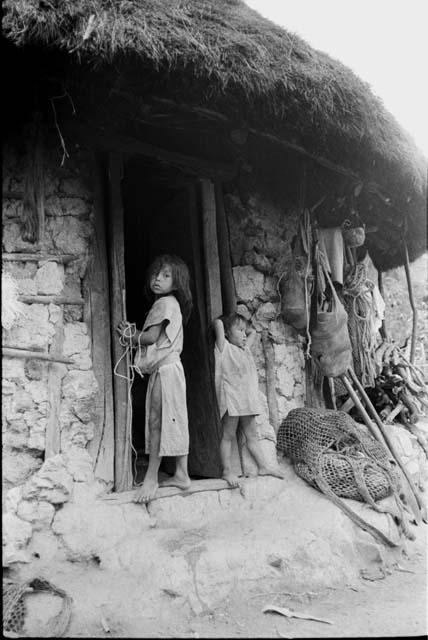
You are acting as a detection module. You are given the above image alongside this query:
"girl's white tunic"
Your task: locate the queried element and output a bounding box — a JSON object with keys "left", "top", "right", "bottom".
{"left": 214, "top": 340, "right": 261, "bottom": 418}
{"left": 135, "top": 295, "right": 188, "bottom": 457}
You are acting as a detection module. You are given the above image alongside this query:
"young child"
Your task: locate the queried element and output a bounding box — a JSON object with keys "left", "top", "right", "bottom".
{"left": 118, "top": 254, "right": 192, "bottom": 504}
{"left": 213, "top": 313, "right": 284, "bottom": 487}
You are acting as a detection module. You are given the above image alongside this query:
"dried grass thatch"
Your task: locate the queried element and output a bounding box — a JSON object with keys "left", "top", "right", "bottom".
{"left": 3, "top": 0, "right": 427, "bottom": 268}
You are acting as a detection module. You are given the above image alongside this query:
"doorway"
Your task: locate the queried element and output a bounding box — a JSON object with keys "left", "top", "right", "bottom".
{"left": 121, "top": 156, "right": 222, "bottom": 481}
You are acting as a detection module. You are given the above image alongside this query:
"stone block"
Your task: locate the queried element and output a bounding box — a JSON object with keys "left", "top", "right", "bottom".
{"left": 61, "top": 420, "right": 95, "bottom": 449}
{"left": 5, "top": 303, "right": 56, "bottom": 350}
{"left": 46, "top": 194, "right": 91, "bottom": 216}
{"left": 14, "top": 389, "right": 34, "bottom": 413}
{"left": 2, "top": 357, "right": 26, "bottom": 382}
{"left": 27, "top": 380, "right": 48, "bottom": 404}
{"left": 17, "top": 500, "right": 55, "bottom": 530}
{"left": 2, "top": 380, "right": 16, "bottom": 396}
{"left": 62, "top": 369, "right": 98, "bottom": 405}
{"left": 242, "top": 250, "right": 273, "bottom": 274}
{"left": 24, "top": 359, "right": 45, "bottom": 381}
{"left": 63, "top": 322, "right": 90, "bottom": 357}
{"left": 2, "top": 513, "right": 32, "bottom": 565}
{"left": 48, "top": 303, "right": 62, "bottom": 324}
{"left": 17, "top": 278, "right": 37, "bottom": 295}
{"left": 47, "top": 216, "right": 91, "bottom": 256}
{"left": 233, "top": 266, "right": 265, "bottom": 303}
{"left": 22, "top": 455, "right": 74, "bottom": 504}
{"left": 4, "top": 419, "right": 29, "bottom": 449}
{"left": 64, "top": 447, "right": 95, "bottom": 482}
{"left": 27, "top": 417, "right": 47, "bottom": 451}
{"left": 5, "top": 486, "right": 22, "bottom": 514}
{"left": 2, "top": 449, "right": 43, "bottom": 485}
{"left": 34, "top": 262, "right": 64, "bottom": 295}
{"left": 2, "top": 221, "right": 36, "bottom": 253}
{"left": 253, "top": 302, "right": 279, "bottom": 327}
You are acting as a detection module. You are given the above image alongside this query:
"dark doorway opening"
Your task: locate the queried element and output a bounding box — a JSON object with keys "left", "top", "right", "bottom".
{"left": 122, "top": 156, "right": 222, "bottom": 482}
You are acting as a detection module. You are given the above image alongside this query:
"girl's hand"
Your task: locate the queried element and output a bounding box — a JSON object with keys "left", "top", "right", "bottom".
{"left": 116, "top": 320, "right": 128, "bottom": 336}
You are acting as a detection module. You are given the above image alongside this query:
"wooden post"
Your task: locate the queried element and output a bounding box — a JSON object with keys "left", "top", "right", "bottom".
{"left": 403, "top": 243, "right": 418, "bottom": 364}
{"left": 107, "top": 153, "right": 133, "bottom": 492}
{"left": 200, "top": 179, "right": 223, "bottom": 321}
{"left": 45, "top": 308, "right": 66, "bottom": 457}
{"left": 261, "top": 332, "right": 279, "bottom": 433}
{"left": 85, "top": 155, "right": 115, "bottom": 485}
{"left": 215, "top": 182, "right": 236, "bottom": 314}
{"left": 377, "top": 270, "right": 388, "bottom": 340}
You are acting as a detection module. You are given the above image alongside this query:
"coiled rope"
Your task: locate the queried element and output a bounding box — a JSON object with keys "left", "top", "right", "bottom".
{"left": 113, "top": 321, "right": 143, "bottom": 485}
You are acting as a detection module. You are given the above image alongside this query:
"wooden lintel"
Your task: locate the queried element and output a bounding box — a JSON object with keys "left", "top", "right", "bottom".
{"left": 68, "top": 123, "right": 238, "bottom": 180}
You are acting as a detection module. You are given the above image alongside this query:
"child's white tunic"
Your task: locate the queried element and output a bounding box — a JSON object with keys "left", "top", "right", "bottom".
{"left": 214, "top": 340, "right": 261, "bottom": 418}
{"left": 135, "top": 295, "right": 189, "bottom": 457}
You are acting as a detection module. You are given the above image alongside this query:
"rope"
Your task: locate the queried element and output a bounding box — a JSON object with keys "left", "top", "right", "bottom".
{"left": 343, "top": 263, "right": 377, "bottom": 387}
{"left": 114, "top": 321, "right": 143, "bottom": 486}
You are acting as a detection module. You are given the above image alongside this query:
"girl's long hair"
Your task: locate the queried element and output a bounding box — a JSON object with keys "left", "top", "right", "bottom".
{"left": 145, "top": 254, "right": 193, "bottom": 324}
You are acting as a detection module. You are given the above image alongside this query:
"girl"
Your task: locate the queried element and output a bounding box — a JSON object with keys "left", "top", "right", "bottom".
{"left": 118, "top": 255, "right": 192, "bottom": 504}
{"left": 213, "top": 313, "right": 284, "bottom": 487}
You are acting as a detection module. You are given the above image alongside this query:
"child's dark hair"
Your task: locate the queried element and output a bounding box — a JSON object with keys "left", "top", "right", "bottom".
{"left": 220, "top": 312, "right": 247, "bottom": 337}
{"left": 145, "top": 254, "right": 193, "bottom": 324}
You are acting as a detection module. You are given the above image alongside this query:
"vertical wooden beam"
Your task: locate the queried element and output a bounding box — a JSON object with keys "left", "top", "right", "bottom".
{"left": 215, "top": 182, "right": 236, "bottom": 315}
{"left": 200, "top": 179, "right": 223, "bottom": 321}
{"left": 45, "top": 308, "right": 66, "bottom": 457}
{"left": 85, "top": 155, "right": 115, "bottom": 484}
{"left": 107, "top": 153, "right": 133, "bottom": 492}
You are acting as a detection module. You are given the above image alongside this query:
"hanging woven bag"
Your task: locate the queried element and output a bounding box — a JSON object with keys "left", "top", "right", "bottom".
{"left": 311, "top": 252, "right": 352, "bottom": 377}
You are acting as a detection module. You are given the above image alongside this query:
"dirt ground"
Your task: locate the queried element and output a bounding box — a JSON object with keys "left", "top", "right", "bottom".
{"left": 19, "top": 523, "right": 426, "bottom": 639}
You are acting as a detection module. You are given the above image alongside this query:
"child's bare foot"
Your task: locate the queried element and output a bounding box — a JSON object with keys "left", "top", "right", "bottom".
{"left": 159, "top": 473, "right": 191, "bottom": 491}
{"left": 258, "top": 466, "right": 285, "bottom": 479}
{"left": 134, "top": 478, "right": 159, "bottom": 504}
{"left": 222, "top": 472, "right": 240, "bottom": 488}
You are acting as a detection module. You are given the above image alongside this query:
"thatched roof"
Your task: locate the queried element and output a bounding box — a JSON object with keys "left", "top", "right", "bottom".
{"left": 3, "top": 0, "right": 427, "bottom": 269}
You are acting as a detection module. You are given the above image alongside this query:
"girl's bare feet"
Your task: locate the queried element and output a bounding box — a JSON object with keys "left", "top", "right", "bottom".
{"left": 258, "top": 466, "right": 285, "bottom": 479}
{"left": 134, "top": 477, "right": 159, "bottom": 504}
{"left": 223, "top": 472, "right": 240, "bottom": 488}
{"left": 159, "top": 473, "right": 191, "bottom": 491}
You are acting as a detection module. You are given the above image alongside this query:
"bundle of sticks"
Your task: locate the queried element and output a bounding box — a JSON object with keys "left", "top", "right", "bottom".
{"left": 365, "top": 341, "right": 428, "bottom": 457}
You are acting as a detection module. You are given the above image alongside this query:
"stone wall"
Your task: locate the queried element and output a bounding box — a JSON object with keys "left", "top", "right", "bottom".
{"left": 225, "top": 192, "right": 306, "bottom": 428}
{"left": 2, "top": 143, "right": 308, "bottom": 566}
{"left": 2, "top": 140, "right": 103, "bottom": 564}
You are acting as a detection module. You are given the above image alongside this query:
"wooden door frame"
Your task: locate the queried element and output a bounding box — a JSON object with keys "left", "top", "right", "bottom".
{"left": 104, "top": 156, "right": 236, "bottom": 490}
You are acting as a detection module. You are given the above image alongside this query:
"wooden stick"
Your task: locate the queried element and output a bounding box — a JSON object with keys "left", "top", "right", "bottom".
{"left": 18, "top": 295, "right": 84, "bottom": 305}
{"left": 377, "top": 270, "right": 388, "bottom": 340}
{"left": 384, "top": 401, "right": 405, "bottom": 424}
{"left": 262, "top": 332, "right": 279, "bottom": 434}
{"left": 3, "top": 343, "right": 44, "bottom": 352}
{"left": 403, "top": 243, "right": 418, "bottom": 363}
{"left": 2, "top": 253, "right": 77, "bottom": 263}
{"left": 346, "top": 369, "right": 424, "bottom": 518}
{"left": 2, "top": 347, "right": 73, "bottom": 365}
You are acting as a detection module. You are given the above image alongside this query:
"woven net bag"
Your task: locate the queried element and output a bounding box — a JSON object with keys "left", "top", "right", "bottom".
{"left": 277, "top": 408, "right": 408, "bottom": 545}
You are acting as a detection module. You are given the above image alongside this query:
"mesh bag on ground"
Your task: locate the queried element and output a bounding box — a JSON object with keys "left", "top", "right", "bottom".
{"left": 277, "top": 408, "right": 409, "bottom": 545}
